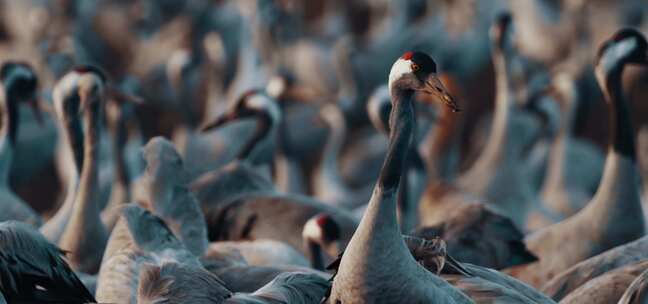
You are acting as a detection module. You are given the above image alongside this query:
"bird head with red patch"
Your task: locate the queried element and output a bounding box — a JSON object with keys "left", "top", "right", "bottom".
{"left": 388, "top": 51, "right": 459, "bottom": 112}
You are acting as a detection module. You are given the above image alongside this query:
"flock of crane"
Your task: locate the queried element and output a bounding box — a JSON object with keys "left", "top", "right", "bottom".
{"left": 0, "top": 0, "right": 648, "bottom": 303}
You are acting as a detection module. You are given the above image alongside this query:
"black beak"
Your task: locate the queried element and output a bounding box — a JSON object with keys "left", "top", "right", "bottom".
{"left": 420, "top": 73, "right": 460, "bottom": 113}
{"left": 200, "top": 112, "right": 238, "bottom": 132}
{"left": 106, "top": 85, "right": 144, "bottom": 105}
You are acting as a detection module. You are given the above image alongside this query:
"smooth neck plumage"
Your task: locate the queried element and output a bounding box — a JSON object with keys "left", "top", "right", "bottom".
{"left": 364, "top": 89, "right": 415, "bottom": 232}
{"left": 482, "top": 47, "right": 516, "bottom": 163}
{"left": 0, "top": 88, "right": 19, "bottom": 185}
{"left": 542, "top": 84, "right": 578, "bottom": 191}
{"left": 40, "top": 97, "right": 85, "bottom": 242}
{"left": 58, "top": 99, "right": 85, "bottom": 178}
{"left": 109, "top": 110, "right": 130, "bottom": 195}
{"left": 379, "top": 90, "right": 415, "bottom": 193}
{"left": 56, "top": 90, "right": 107, "bottom": 273}
{"left": 601, "top": 66, "right": 635, "bottom": 161}
{"left": 70, "top": 100, "right": 102, "bottom": 226}
{"left": 590, "top": 60, "right": 642, "bottom": 217}
{"left": 307, "top": 240, "right": 325, "bottom": 271}
{"left": 373, "top": 99, "right": 423, "bottom": 231}
{"left": 237, "top": 112, "right": 276, "bottom": 167}
{"left": 344, "top": 88, "right": 415, "bottom": 278}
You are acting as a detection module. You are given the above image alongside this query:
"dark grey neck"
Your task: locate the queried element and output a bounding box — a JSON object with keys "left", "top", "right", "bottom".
{"left": 307, "top": 241, "right": 325, "bottom": 271}
{"left": 396, "top": 148, "right": 424, "bottom": 222}
{"left": 377, "top": 90, "right": 415, "bottom": 191}
{"left": 83, "top": 101, "right": 102, "bottom": 159}
{"left": 64, "top": 114, "right": 85, "bottom": 174}
{"left": 237, "top": 113, "right": 272, "bottom": 164}
{"left": 110, "top": 114, "right": 130, "bottom": 187}
{"left": 1, "top": 92, "right": 19, "bottom": 145}
{"left": 60, "top": 92, "right": 89, "bottom": 172}
{"left": 75, "top": 101, "right": 102, "bottom": 206}
{"left": 396, "top": 160, "right": 409, "bottom": 223}
{"left": 604, "top": 66, "right": 636, "bottom": 160}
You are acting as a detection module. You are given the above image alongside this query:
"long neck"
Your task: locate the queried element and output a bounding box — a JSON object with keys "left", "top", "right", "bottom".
{"left": 397, "top": 147, "right": 425, "bottom": 232}
{"left": 591, "top": 65, "right": 641, "bottom": 214}
{"left": 307, "top": 240, "right": 325, "bottom": 271}
{"left": 587, "top": 66, "right": 644, "bottom": 233}
{"left": 396, "top": 156, "right": 410, "bottom": 231}
{"left": 237, "top": 114, "right": 273, "bottom": 165}
{"left": 603, "top": 68, "right": 636, "bottom": 160}
{"left": 54, "top": 110, "right": 85, "bottom": 215}
{"left": 42, "top": 105, "right": 85, "bottom": 239}
{"left": 0, "top": 91, "right": 18, "bottom": 185}
{"left": 63, "top": 115, "right": 85, "bottom": 175}
{"left": 70, "top": 105, "right": 102, "bottom": 225}
{"left": 468, "top": 49, "right": 515, "bottom": 174}
{"left": 487, "top": 50, "right": 514, "bottom": 157}
{"left": 362, "top": 90, "right": 415, "bottom": 235}
{"left": 110, "top": 113, "right": 131, "bottom": 196}
{"left": 543, "top": 92, "right": 577, "bottom": 191}
{"left": 378, "top": 91, "right": 415, "bottom": 192}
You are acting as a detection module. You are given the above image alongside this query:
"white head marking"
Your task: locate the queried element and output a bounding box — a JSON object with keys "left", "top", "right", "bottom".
{"left": 600, "top": 37, "right": 638, "bottom": 72}
{"left": 388, "top": 58, "right": 413, "bottom": 93}
{"left": 302, "top": 217, "right": 323, "bottom": 241}
{"left": 53, "top": 71, "right": 82, "bottom": 120}
{"left": 266, "top": 76, "right": 286, "bottom": 99}
{"left": 246, "top": 94, "right": 281, "bottom": 123}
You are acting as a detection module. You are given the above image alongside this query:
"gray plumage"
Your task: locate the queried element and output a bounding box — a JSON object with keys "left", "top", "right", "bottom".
{"left": 559, "top": 260, "right": 648, "bottom": 304}
{"left": 511, "top": 29, "right": 648, "bottom": 288}
{"left": 328, "top": 51, "right": 472, "bottom": 303}
{"left": 207, "top": 264, "right": 328, "bottom": 294}
{"left": 191, "top": 161, "right": 276, "bottom": 210}
{"left": 312, "top": 104, "right": 374, "bottom": 209}
{"left": 542, "top": 236, "right": 648, "bottom": 301}
{"left": 104, "top": 137, "right": 208, "bottom": 264}
{"left": 121, "top": 203, "right": 199, "bottom": 266}
{"left": 414, "top": 203, "right": 537, "bottom": 270}
{"left": 136, "top": 136, "right": 209, "bottom": 257}
{"left": 225, "top": 272, "right": 329, "bottom": 304}
{"left": 205, "top": 192, "right": 358, "bottom": 256}
{"left": 0, "top": 62, "right": 42, "bottom": 227}
{"left": 96, "top": 248, "right": 153, "bottom": 303}
{"left": 192, "top": 91, "right": 283, "bottom": 213}
{"left": 98, "top": 204, "right": 229, "bottom": 302}
{"left": 445, "top": 263, "right": 556, "bottom": 304}
{"left": 41, "top": 68, "right": 109, "bottom": 274}
{"left": 137, "top": 260, "right": 232, "bottom": 304}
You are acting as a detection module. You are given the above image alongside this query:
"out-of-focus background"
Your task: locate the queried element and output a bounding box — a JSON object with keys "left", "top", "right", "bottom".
{"left": 1, "top": 0, "right": 647, "bottom": 216}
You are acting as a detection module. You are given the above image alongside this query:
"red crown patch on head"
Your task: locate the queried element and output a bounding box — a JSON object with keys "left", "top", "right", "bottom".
{"left": 73, "top": 65, "right": 107, "bottom": 83}
{"left": 316, "top": 214, "right": 330, "bottom": 226}
{"left": 401, "top": 51, "right": 414, "bottom": 60}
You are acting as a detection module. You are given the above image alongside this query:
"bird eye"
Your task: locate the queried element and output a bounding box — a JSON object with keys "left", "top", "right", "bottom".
{"left": 411, "top": 63, "right": 420, "bottom": 72}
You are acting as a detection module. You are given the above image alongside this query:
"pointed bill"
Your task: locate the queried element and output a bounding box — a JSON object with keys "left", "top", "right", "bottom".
{"left": 421, "top": 73, "right": 460, "bottom": 112}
